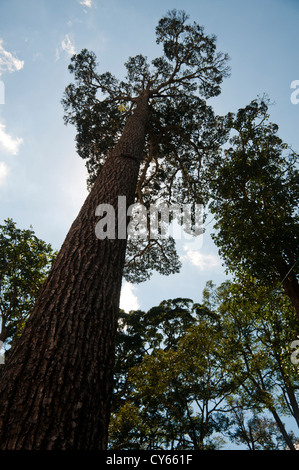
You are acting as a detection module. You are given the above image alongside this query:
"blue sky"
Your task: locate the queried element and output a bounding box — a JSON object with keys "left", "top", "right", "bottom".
{"left": 0, "top": 0, "right": 298, "bottom": 312}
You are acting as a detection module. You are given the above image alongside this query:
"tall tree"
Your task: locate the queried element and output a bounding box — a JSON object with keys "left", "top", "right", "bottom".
{"left": 204, "top": 98, "right": 299, "bottom": 320}
{"left": 0, "top": 10, "right": 229, "bottom": 449}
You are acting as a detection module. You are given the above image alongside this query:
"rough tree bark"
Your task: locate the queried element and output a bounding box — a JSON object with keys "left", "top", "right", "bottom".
{"left": 282, "top": 277, "right": 299, "bottom": 324}
{"left": 0, "top": 93, "right": 149, "bottom": 449}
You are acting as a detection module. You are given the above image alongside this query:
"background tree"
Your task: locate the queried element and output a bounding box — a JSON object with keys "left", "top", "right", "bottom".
{"left": 109, "top": 298, "right": 233, "bottom": 450}
{"left": 203, "top": 98, "right": 299, "bottom": 319}
{"left": 0, "top": 218, "right": 56, "bottom": 345}
{"left": 0, "top": 10, "right": 229, "bottom": 450}
{"left": 209, "top": 279, "right": 299, "bottom": 450}
{"left": 228, "top": 407, "right": 289, "bottom": 450}
{"left": 110, "top": 298, "right": 200, "bottom": 449}
{"left": 109, "top": 279, "right": 299, "bottom": 450}
{"left": 111, "top": 297, "right": 200, "bottom": 440}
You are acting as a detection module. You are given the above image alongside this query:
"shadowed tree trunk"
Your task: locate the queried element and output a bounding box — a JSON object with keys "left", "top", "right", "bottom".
{"left": 269, "top": 407, "right": 296, "bottom": 451}
{"left": 282, "top": 276, "right": 299, "bottom": 324}
{"left": 276, "top": 260, "right": 299, "bottom": 323}
{"left": 0, "top": 93, "right": 149, "bottom": 450}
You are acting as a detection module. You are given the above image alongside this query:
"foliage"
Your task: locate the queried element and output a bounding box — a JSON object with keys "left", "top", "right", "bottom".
{"left": 110, "top": 298, "right": 232, "bottom": 450}
{"left": 204, "top": 97, "right": 299, "bottom": 288}
{"left": 109, "top": 280, "right": 299, "bottom": 450}
{"left": 228, "top": 407, "right": 289, "bottom": 450}
{"left": 61, "top": 9, "right": 231, "bottom": 283}
{"left": 215, "top": 279, "right": 299, "bottom": 419}
{"left": 0, "top": 218, "right": 56, "bottom": 345}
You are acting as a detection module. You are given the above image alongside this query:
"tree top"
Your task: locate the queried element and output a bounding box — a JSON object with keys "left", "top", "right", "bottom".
{"left": 61, "top": 10, "right": 231, "bottom": 283}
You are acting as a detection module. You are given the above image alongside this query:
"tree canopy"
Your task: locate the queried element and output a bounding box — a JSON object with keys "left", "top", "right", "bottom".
{"left": 109, "top": 279, "right": 299, "bottom": 450}
{"left": 62, "top": 9, "right": 230, "bottom": 283}
{"left": 203, "top": 97, "right": 299, "bottom": 318}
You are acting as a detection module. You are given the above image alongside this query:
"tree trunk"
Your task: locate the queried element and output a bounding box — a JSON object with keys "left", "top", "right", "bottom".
{"left": 270, "top": 407, "right": 296, "bottom": 450}
{"left": 285, "top": 384, "right": 299, "bottom": 429}
{"left": 0, "top": 94, "right": 149, "bottom": 450}
{"left": 276, "top": 260, "right": 299, "bottom": 323}
{"left": 0, "top": 324, "right": 7, "bottom": 344}
{"left": 282, "top": 276, "right": 299, "bottom": 324}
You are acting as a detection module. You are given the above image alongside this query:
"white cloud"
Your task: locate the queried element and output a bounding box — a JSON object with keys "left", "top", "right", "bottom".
{"left": 56, "top": 34, "right": 76, "bottom": 62}
{"left": 79, "top": 0, "right": 93, "bottom": 8}
{"left": 182, "top": 247, "right": 221, "bottom": 271}
{"left": 0, "top": 161, "right": 8, "bottom": 186}
{"left": 0, "top": 122, "right": 23, "bottom": 155}
{"left": 0, "top": 39, "right": 24, "bottom": 77}
{"left": 120, "top": 282, "right": 140, "bottom": 312}
{"left": 61, "top": 34, "right": 76, "bottom": 56}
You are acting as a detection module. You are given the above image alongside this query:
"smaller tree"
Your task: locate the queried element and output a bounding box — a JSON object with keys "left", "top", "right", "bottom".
{"left": 110, "top": 279, "right": 299, "bottom": 450}
{"left": 112, "top": 298, "right": 198, "bottom": 419}
{"left": 204, "top": 98, "right": 299, "bottom": 320}
{"left": 228, "top": 406, "right": 289, "bottom": 450}
{"left": 212, "top": 278, "right": 299, "bottom": 449}
{"left": 0, "top": 219, "right": 56, "bottom": 346}
{"left": 110, "top": 299, "right": 234, "bottom": 450}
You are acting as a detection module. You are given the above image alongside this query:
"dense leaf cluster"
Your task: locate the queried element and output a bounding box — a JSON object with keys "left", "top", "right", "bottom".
{"left": 204, "top": 98, "right": 299, "bottom": 285}
{"left": 62, "top": 10, "right": 230, "bottom": 282}
{"left": 109, "top": 281, "right": 299, "bottom": 450}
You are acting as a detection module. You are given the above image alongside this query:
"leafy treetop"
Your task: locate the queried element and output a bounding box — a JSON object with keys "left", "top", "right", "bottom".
{"left": 62, "top": 9, "right": 230, "bottom": 282}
